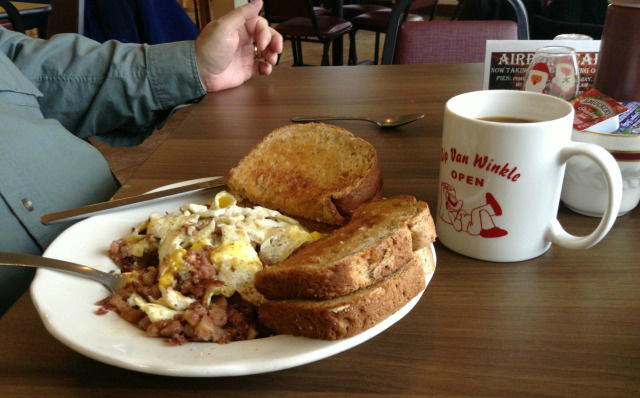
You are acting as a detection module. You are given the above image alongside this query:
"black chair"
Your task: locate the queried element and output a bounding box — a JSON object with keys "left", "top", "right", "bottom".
{"left": 342, "top": 0, "right": 392, "bottom": 20}
{"left": 530, "top": 14, "right": 603, "bottom": 39}
{"left": 264, "top": 0, "right": 353, "bottom": 66}
{"left": 264, "top": 0, "right": 328, "bottom": 23}
{"left": 0, "top": 0, "right": 25, "bottom": 33}
{"left": 347, "top": 0, "right": 439, "bottom": 65}
{"left": 380, "top": 0, "right": 528, "bottom": 65}
{"left": 453, "top": 0, "right": 531, "bottom": 40}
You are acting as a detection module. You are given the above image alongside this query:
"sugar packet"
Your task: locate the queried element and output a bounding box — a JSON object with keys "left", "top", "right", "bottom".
{"left": 616, "top": 101, "right": 640, "bottom": 134}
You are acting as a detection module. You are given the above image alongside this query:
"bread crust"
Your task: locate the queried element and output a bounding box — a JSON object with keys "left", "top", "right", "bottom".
{"left": 256, "top": 227, "right": 413, "bottom": 300}
{"left": 258, "top": 247, "right": 434, "bottom": 340}
{"left": 255, "top": 196, "right": 436, "bottom": 300}
{"left": 227, "top": 123, "right": 383, "bottom": 225}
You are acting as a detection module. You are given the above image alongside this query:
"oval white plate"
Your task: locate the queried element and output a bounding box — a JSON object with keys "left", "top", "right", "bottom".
{"left": 31, "top": 179, "right": 436, "bottom": 377}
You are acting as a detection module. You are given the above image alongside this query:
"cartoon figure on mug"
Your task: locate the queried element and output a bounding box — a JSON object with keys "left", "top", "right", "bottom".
{"left": 524, "top": 62, "right": 551, "bottom": 94}
{"left": 438, "top": 183, "right": 508, "bottom": 238}
{"left": 548, "top": 61, "right": 578, "bottom": 100}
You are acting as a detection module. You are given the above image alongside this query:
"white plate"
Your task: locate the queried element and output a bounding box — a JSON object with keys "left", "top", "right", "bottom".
{"left": 31, "top": 179, "right": 436, "bottom": 377}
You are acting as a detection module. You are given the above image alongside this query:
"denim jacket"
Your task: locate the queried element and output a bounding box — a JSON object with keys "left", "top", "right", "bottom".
{"left": 0, "top": 28, "right": 205, "bottom": 314}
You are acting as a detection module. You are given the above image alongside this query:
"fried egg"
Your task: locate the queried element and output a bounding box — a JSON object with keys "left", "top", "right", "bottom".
{"left": 119, "top": 191, "right": 325, "bottom": 314}
{"left": 127, "top": 293, "right": 181, "bottom": 323}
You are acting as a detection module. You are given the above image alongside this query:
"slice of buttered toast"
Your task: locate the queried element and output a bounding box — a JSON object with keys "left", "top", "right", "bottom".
{"left": 254, "top": 196, "right": 436, "bottom": 300}
{"left": 258, "top": 246, "right": 435, "bottom": 340}
{"left": 226, "top": 123, "right": 383, "bottom": 225}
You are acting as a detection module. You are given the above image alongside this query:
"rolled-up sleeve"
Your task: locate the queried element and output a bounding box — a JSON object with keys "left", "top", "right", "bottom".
{"left": 147, "top": 40, "right": 205, "bottom": 109}
{"left": 0, "top": 29, "right": 206, "bottom": 146}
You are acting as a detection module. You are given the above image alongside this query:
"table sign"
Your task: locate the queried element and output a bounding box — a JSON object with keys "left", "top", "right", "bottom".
{"left": 483, "top": 40, "right": 601, "bottom": 93}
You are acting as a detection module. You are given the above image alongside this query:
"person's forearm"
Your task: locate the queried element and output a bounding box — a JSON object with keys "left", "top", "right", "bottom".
{"left": 0, "top": 29, "right": 204, "bottom": 142}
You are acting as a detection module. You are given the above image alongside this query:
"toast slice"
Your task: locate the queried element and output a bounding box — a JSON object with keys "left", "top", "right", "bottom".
{"left": 226, "top": 123, "right": 383, "bottom": 225}
{"left": 255, "top": 196, "right": 436, "bottom": 300}
{"left": 258, "top": 246, "right": 435, "bottom": 340}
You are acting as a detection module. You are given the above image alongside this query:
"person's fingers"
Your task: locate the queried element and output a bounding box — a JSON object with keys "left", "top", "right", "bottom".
{"left": 267, "top": 27, "right": 283, "bottom": 54}
{"left": 263, "top": 49, "right": 279, "bottom": 65}
{"left": 251, "top": 17, "right": 282, "bottom": 54}
{"left": 253, "top": 17, "right": 271, "bottom": 51}
{"left": 258, "top": 60, "right": 273, "bottom": 76}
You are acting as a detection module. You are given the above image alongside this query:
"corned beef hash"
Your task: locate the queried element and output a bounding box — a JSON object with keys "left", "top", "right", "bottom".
{"left": 99, "top": 191, "right": 324, "bottom": 345}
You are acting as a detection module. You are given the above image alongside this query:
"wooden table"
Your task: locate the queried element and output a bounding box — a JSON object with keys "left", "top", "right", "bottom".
{"left": 1, "top": 64, "right": 638, "bottom": 397}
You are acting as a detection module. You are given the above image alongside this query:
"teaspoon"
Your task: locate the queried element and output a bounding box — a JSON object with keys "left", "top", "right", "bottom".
{"left": 291, "top": 113, "right": 425, "bottom": 128}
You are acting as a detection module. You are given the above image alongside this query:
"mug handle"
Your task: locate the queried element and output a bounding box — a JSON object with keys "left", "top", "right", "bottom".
{"left": 545, "top": 142, "right": 622, "bottom": 249}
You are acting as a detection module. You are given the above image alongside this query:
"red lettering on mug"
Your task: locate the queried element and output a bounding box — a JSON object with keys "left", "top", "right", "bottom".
{"left": 451, "top": 170, "right": 484, "bottom": 186}
{"left": 450, "top": 147, "right": 469, "bottom": 165}
{"left": 472, "top": 153, "right": 521, "bottom": 183}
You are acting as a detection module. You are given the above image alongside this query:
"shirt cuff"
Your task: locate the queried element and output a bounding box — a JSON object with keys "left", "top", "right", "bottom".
{"left": 147, "top": 40, "right": 206, "bottom": 110}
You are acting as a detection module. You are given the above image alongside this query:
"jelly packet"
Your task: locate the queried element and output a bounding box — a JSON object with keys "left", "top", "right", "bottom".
{"left": 616, "top": 101, "right": 640, "bottom": 134}
{"left": 571, "top": 88, "right": 628, "bottom": 131}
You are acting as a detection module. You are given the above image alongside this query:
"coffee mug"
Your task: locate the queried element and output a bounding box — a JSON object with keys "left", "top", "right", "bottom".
{"left": 436, "top": 90, "right": 622, "bottom": 262}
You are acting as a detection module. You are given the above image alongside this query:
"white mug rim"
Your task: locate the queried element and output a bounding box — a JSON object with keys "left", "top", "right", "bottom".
{"left": 446, "top": 90, "right": 575, "bottom": 127}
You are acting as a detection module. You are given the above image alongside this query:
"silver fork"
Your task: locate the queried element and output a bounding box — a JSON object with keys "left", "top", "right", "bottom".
{"left": 0, "top": 251, "right": 126, "bottom": 293}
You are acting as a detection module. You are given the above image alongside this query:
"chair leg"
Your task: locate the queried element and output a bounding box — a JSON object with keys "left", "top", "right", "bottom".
{"left": 296, "top": 39, "right": 305, "bottom": 66}
{"left": 321, "top": 41, "right": 331, "bottom": 66}
{"left": 452, "top": 0, "right": 463, "bottom": 20}
{"left": 348, "top": 30, "right": 357, "bottom": 65}
{"left": 429, "top": 3, "right": 438, "bottom": 21}
{"left": 290, "top": 38, "right": 300, "bottom": 66}
{"left": 373, "top": 32, "right": 381, "bottom": 65}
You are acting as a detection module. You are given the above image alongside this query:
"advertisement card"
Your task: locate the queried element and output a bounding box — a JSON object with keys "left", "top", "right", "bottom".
{"left": 483, "top": 40, "right": 601, "bottom": 92}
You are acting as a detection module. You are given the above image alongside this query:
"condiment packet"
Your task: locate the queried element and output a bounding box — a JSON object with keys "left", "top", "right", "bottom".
{"left": 616, "top": 101, "right": 640, "bottom": 134}
{"left": 571, "top": 88, "right": 628, "bottom": 131}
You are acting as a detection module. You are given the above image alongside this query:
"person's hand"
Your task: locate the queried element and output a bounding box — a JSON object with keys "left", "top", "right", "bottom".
{"left": 195, "top": 0, "right": 283, "bottom": 92}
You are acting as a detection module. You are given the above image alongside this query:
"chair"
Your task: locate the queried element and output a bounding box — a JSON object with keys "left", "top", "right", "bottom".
{"left": 264, "top": 0, "right": 353, "bottom": 66}
{"left": 380, "top": 0, "right": 527, "bottom": 65}
{"left": 454, "top": 0, "right": 530, "bottom": 40}
{"left": 6, "top": 0, "right": 52, "bottom": 38}
{"left": 386, "top": 20, "right": 518, "bottom": 64}
{"left": 0, "top": 0, "right": 26, "bottom": 33}
{"left": 530, "top": 0, "right": 605, "bottom": 39}
{"left": 347, "top": 0, "right": 439, "bottom": 65}
{"left": 342, "top": 1, "right": 392, "bottom": 20}
{"left": 530, "top": 14, "right": 603, "bottom": 39}
{"left": 264, "top": 0, "right": 328, "bottom": 24}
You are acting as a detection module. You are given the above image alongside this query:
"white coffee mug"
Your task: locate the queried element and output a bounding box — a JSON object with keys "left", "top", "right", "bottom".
{"left": 436, "top": 90, "right": 622, "bottom": 262}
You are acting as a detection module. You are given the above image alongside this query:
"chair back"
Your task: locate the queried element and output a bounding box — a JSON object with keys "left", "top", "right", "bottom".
{"left": 381, "top": 0, "right": 526, "bottom": 64}
{"left": 531, "top": 14, "right": 603, "bottom": 39}
{"left": 410, "top": 0, "right": 439, "bottom": 19}
{"left": 505, "top": 0, "right": 529, "bottom": 40}
{"left": 0, "top": 0, "right": 25, "bottom": 32}
{"left": 264, "top": 0, "right": 315, "bottom": 22}
{"left": 454, "top": 0, "right": 529, "bottom": 39}
{"left": 379, "top": 0, "right": 423, "bottom": 64}
{"left": 391, "top": 20, "right": 517, "bottom": 64}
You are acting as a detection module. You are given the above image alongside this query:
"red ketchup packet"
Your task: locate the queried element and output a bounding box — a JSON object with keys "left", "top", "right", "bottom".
{"left": 570, "top": 88, "right": 628, "bottom": 131}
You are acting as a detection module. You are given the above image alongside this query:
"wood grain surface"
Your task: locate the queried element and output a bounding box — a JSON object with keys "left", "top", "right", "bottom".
{"left": 1, "top": 64, "right": 638, "bottom": 398}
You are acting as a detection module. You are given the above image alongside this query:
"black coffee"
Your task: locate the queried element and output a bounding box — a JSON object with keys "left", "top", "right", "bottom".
{"left": 477, "top": 116, "right": 536, "bottom": 123}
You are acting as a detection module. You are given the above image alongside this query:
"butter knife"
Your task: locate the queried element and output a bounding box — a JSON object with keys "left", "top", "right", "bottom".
{"left": 40, "top": 178, "right": 227, "bottom": 225}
